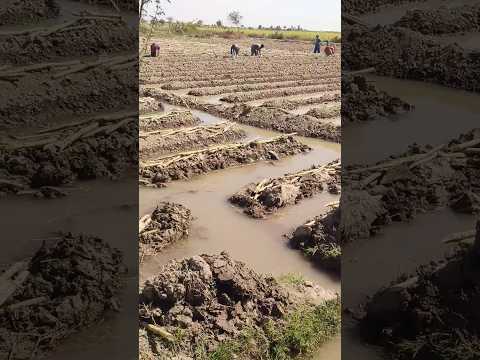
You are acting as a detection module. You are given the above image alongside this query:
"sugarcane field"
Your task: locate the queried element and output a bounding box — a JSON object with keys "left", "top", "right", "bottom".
{"left": 342, "top": 0, "right": 480, "bottom": 359}
{"left": 138, "top": 3, "right": 342, "bottom": 359}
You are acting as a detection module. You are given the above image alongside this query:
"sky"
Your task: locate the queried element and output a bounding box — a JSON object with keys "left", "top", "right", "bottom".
{"left": 148, "top": 0, "right": 341, "bottom": 32}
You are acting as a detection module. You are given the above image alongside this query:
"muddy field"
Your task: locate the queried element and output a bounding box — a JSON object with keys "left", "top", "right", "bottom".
{"left": 139, "top": 35, "right": 341, "bottom": 359}
{"left": 342, "top": 1, "right": 480, "bottom": 359}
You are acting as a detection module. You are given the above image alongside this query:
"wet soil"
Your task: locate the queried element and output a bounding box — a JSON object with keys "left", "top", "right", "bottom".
{"left": 0, "top": 17, "right": 136, "bottom": 66}
{"left": 394, "top": 4, "right": 480, "bottom": 35}
{"left": 342, "top": 75, "right": 413, "bottom": 123}
{"left": 140, "top": 97, "right": 163, "bottom": 115}
{"left": 139, "top": 135, "right": 312, "bottom": 187}
{"left": 343, "top": 129, "right": 480, "bottom": 240}
{"left": 261, "top": 92, "right": 341, "bottom": 110}
{"left": 0, "top": 112, "right": 137, "bottom": 196}
{"left": 289, "top": 204, "right": 341, "bottom": 272}
{"left": 220, "top": 103, "right": 341, "bottom": 141}
{"left": 0, "top": 233, "right": 125, "bottom": 360}
{"left": 139, "top": 252, "right": 338, "bottom": 359}
{"left": 361, "top": 226, "right": 480, "bottom": 359}
{"left": 230, "top": 160, "right": 340, "bottom": 219}
{"left": 0, "top": 61, "right": 138, "bottom": 128}
{"left": 139, "top": 202, "right": 192, "bottom": 259}
{"left": 139, "top": 122, "right": 246, "bottom": 159}
{"left": 343, "top": 24, "right": 480, "bottom": 92}
{"left": 140, "top": 111, "right": 200, "bottom": 132}
{"left": 342, "top": 0, "right": 427, "bottom": 15}
{"left": 0, "top": 0, "right": 60, "bottom": 26}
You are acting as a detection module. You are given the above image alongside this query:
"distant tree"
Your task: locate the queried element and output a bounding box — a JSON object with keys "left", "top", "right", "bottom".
{"left": 227, "top": 11, "right": 242, "bottom": 27}
{"left": 139, "top": 0, "right": 169, "bottom": 19}
{"left": 167, "top": 16, "right": 174, "bottom": 23}
{"left": 216, "top": 20, "right": 223, "bottom": 27}
{"left": 196, "top": 19, "right": 203, "bottom": 26}
{"left": 258, "top": 25, "right": 262, "bottom": 29}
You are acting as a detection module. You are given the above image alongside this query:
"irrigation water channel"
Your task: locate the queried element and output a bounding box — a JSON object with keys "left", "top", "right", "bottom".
{"left": 140, "top": 104, "right": 341, "bottom": 359}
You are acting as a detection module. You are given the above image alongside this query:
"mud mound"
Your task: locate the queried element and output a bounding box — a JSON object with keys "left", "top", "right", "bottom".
{"left": 0, "top": 58, "right": 138, "bottom": 128}
{"left": 0, "top": 233, "right": 125, "bottom": 359}
{"left": 289, "top": 204, "right": 341, "bottom": 271}
{"left": 342, "top": 0, "right": 426, "bottom": 15}
{"left": 223, "top": 103, "right": 341, "bottom": 141}
{"left": 361, "top": 222, "right": 480, "bottom": 359}
{"left": 220, "top": 83, "right": 340, "bottom": 103}
{"left": 140, "top": 135, "right": 311, "bottom": 187}
{"left": 230, "top": 160, "right": 340, "bottom": 218}
{"left": 342, "top": 75, "right": 412, "bottom": 123}
{"left": 0, "top": 112, "right": 137, "bottom": 196}
{"left": 262, "top": 92, "right": 341, "bottom": 110}
{"left": 140, "top": 122, "right": 247, "bottom": 159}
{"left": 139, "top": 203, "right": 192, "bottom": 259}
{"left": 343, "top": 129, "right": 480, "bottom": 240}
{"left": 140, "top": 97, "right": 163, "bottom": 115}
{"left": 395, "top": 5, "right": 480, "bottom": 35}
{"left": 0, "top": 18, "right": 136, "bottom": 66}
{"left": 0, "top": 0, "right": 59, "bottom": 26}
{"left": 139, "top": 252, "right": 340, "bottom": 359}
{"left": 139, "top": 111, "right": 200, "bottom": 132}
{"left": 343, "top": 25, "right": 480, "bottom": 92}
{"left": 306, "top": 104, "right": 341, "bottom": 119}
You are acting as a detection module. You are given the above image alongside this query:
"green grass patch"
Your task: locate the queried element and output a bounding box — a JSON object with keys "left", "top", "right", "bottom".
{"left": 140, "top": 22, "right": 341, "bottom": 42}
{"left": 204, "top": 298, "right": 341, "bottom": 360}
{"left": 278, "top": 273, "right": 306, "bottom": 286}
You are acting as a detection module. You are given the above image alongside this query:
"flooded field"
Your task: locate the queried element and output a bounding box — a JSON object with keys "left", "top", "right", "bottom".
{"left": 139, "top": 35, "right": 341, "bottom": 359}
{"left": 343, "top": 0, "right": 480, "bottom": 358}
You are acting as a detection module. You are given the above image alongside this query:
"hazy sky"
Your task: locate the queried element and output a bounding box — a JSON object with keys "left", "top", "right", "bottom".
{"left": 151, "top": 0, "right": 340, "bottom": 31}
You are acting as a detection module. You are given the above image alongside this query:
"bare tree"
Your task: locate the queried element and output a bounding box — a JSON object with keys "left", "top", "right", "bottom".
{"left": 227, "top": 11, "right": 242, "bottom": 27}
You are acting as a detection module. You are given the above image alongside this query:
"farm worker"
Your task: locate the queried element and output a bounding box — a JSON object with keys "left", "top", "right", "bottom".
{"left": 324, "top": 44, "right": 334, "bottom": 56}
{"left": 314, "top": 35, "right": 321, "bottom": 53}
{"left": 251, "top": 43, "right": 264, "bottom": 56}
{"left": 150, "top": 42, "right": 160, "bottom": 57}
{"left": 230, "top": 44, "right": 240, "bottom": 57}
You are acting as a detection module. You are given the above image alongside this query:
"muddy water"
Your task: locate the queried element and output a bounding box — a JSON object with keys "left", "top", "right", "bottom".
{"left": 0, "top": 176, "right": 138, "bottom": 360}
{"left": 343, "top": 74, "right": 480, "bottom": 165}
{"left": 140, "top": 109, "right": 341, "bottom": 359}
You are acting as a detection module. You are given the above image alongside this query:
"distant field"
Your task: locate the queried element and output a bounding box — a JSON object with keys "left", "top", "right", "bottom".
{"left": 140, "top": 22, "right": 341, "bottom": 42}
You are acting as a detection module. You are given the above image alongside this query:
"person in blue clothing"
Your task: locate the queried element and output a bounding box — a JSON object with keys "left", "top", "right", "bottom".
{"left": 314, "top": 35, "right": 321, "bottom": 53}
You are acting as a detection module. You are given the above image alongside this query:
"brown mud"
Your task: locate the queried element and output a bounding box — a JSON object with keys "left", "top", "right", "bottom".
{"left": 220, "top": 103, "right": 341, "bottom": 141}
{"left": 220, "top": 83, "right": 340, "bottom": 103}
{"left": 139, "top": 252, "right": 338, "bottom": 359}
{"left": 343, "top": 24, "right": 480, "bottom": 92}
{"left": 0, "top": 0, "right": 60, "bottom": 26}
{"left": 140, "top": 97, "right": 163, "bottom": 115}
{"left": 289, "top": 204, "right": 341, "bottom": 272}
{"left": 139, "top": 135, "right": 312, "bottom": 187}
{"left": 188, "top": 78, "right": 337, "bottom": 97}
{"left": 0, "top": 17, "right": 136, "bottom": 66}
{"left": 261, "top": 92, "right": 341, "bottom": 110}
{"left": 140, "top": 111, "right": 200, "bottom": 132}
{"left": 360, "top": 222, "right": 480, "bottom": 360}
{"left": 139, "top": 122, "right": 247, "bottom": 159}
{"left": 0, "top": 57, "right": 138, "bottom": 128}
{"left": 342, "top": 75, "right": 413, "bottom": 123}
{"left": 394, "top": 4, "right": 480, "bottom": 35}
{"left": 343, "top": 128, "right": 480, "bottom": 240}
{"left": 230, "top": 160, "right": 340, "bottom": 219}
{"left": 342, "top": 0, "right": 426, "bottom": 15}
{"left": 71, "top": 0, "right": 137, "bottom": 11}
{"left": 0, "top": 233, "right": 126, "bottom": 360}
{"left": 0, "top": 111, "right": 137, "bottom": 196}
{"left": 139, "top": 202, "right": 192, "bottom": 260}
